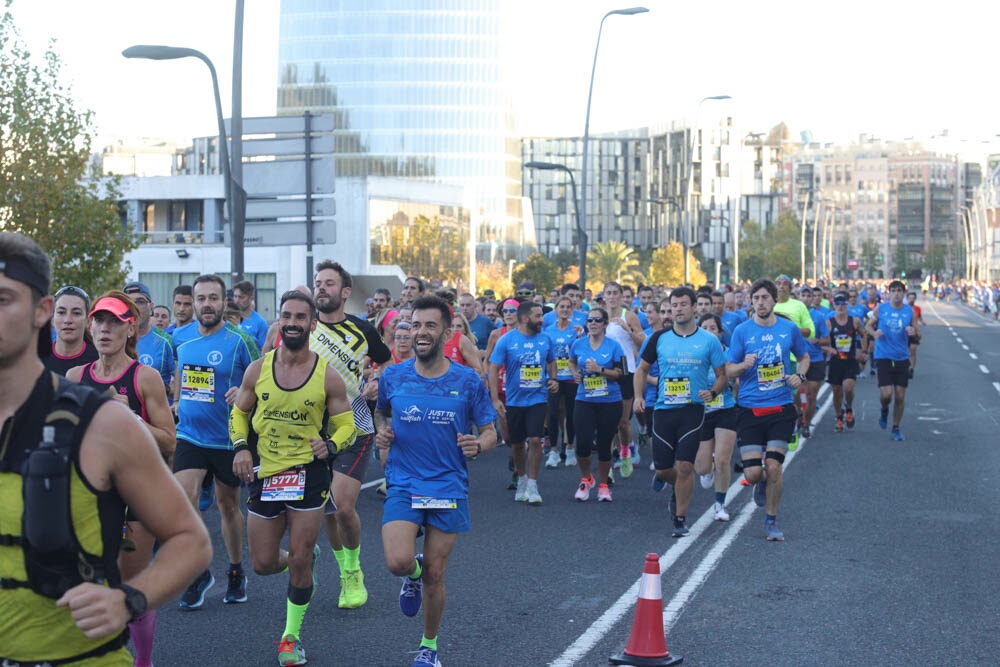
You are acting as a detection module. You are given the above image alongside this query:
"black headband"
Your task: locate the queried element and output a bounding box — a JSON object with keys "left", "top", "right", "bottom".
{"left": 0, "top": 256, "right": 50, "bottom": 296}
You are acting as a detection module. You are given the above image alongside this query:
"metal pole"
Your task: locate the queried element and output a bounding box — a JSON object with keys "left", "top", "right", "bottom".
{"left": 799, "top": 191, "right": 810, "bottom": 283}
{"left": 230, "top": 0, "right": 245, "bottom": 283}
{"left": 812, "top": 199, "right": 823, "bottom": 281}
{"left": 304, "top": 111, "right": 314, "bottom": 281}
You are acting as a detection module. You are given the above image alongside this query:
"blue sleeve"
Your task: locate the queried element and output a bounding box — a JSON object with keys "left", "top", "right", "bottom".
{"left": 471, "top": 374, "right": 498, "bottom": 427}
{"left": 709, "top": 335, "right": 726, "bottom": 368}
{"left": 546, "top": 340, "right": 556, "bottom": 363}
{"left": 727, "top": 328, "right": 745, "bottom": 364}
{"left": 488, "top": 335, "right": 506, "bottom": 366}
{"left": 789, "top": 327, "right": 810, "bottom": 358}
{"left": 376, "top": 367, "right": 391, "bottom": 411}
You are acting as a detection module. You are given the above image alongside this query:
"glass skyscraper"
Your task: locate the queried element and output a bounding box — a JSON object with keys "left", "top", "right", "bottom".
{"left": 277, "top": 0, "right": 525, "bottom": 261}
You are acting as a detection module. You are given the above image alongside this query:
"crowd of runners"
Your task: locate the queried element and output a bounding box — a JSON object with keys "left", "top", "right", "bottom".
{"left": 15, "top": 235, "right": 935, "bottom": 667}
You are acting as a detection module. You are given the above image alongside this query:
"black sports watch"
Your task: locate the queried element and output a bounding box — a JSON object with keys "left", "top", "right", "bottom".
{"left": 797, "top": 373, "right": 807, "bottom": 382}
{"left": 119, "top": 584, "right": 147, "bottom": 621}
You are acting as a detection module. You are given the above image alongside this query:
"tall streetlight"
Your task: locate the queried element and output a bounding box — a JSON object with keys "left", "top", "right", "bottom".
{"left": 123, "top": 4, "right": 246, "bottom": 281}
{"left": 684, "top": 95, "right": 731, "bottom": 284}
{"left": 581, "top": 6, "right": 648, "bottom": 291}
{"left": 525, "top": 161, "right": 585, "bottom": 288}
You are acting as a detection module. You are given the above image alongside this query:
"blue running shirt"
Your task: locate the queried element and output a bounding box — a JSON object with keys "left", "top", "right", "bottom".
{"left": 639, "top": 330, "right": 659, "bottom": 405}
{"left": 137, "top": 327, "right": 175, "bottom": 403}
{"left": 543, "top": 309, "right": 588, "bottom": 330}
{"left": 176, "top": 325, "right": 259, "bottom": 449}
{"left": 727, "top": 318, "right": 809, "bottom": 408}
{"left": 570, "top": 336, "right": 624, "bottom": 403}
{"left": 543, "top": 323, "right": 579, "bottom": 382}
{"left": 872, "top": 303, "right": 914, "bottom": 361}
{"left": 641, "top": 328, "right": 725, "bottom": 411}
{"left": 805, "top": 308, "right": 830, "bottom": 362}
{"left": 239, "top": 310, "right": 270, "bottom": 351}
{"left": 377, "top": 361, "right": 496, "bottom": 499}
{"left": 488, "top": 330, "right": 555, "bottom": 407}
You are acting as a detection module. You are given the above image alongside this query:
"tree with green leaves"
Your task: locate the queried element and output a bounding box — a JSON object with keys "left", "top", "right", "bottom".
{"left": 647, "top": 241, "right": 707, "bottom": 287}
{"left": 0, "top": 6, "right": 137, "bottom": 294}
{"left": 512, "top": 253, "right": 561, "bottom": 296}
{"left": 738, "top": 212, "right": 808, "bottom": 281}
{"left": 586, "top": 240, "right": 643, "bottom": 289}
{"left": 860, "top": 238, "right": 881, "bottom": 275}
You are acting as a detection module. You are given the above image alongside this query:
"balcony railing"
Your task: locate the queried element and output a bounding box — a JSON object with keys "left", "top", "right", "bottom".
{"left": 138, "top": 230, "right": 224, "bottom": 245}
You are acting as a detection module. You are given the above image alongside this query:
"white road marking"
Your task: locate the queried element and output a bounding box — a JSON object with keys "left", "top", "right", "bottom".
{"left": 963, "top": 345, "right": 970, "bottom": 351}
{"left": 993, "top": 382, "right": 1000, "bottom": 395}
{"left": 957, "top": 337, "right": 964, "bottom": 343}
{"left": 980, "top": 364, "right": 990, "bottom": 374}
{"left": 970, "top": 353, "right": 978, "bottom": 360}
{"left": 550, "top": 386, "right": 832, "bottom": 666}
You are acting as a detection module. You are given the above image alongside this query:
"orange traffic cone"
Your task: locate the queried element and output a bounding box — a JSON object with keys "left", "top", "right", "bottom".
{"left": 609, "top": 553, "right": 682, "bottom": 666}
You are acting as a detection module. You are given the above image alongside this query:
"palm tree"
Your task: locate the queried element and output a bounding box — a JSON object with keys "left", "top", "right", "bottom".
{"left": 587, "top": 241, "right": 643, "bottom": 288}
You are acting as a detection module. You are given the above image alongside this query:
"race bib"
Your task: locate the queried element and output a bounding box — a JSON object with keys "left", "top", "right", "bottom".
{"left": 556, "top": 357, "right": 571, "bottom": 377}
{"left": 663, "top": 377, "right": 691, "bottom": 405}
{"left": 834, "top": 334, "right": 852, "bottom": 359}
{"left": 411, "top": 495, "right": 457, "bottom": 510}
{"left": 756, "top": 363, "right": 784, "bottom": 391}
{"left": 261, "top": 469, "right": 306, "bottom": 501}
{"left": 520, "top": 364, "right": 542, "bottom": 389}
{"left": 181, "top": 364, "right": 215, "bottom": 403}
{"left": 706, "top": 391, "right": 724, "bottom": 409}
{"left": 583, "top": 373, "right": 609, "bottom": 398}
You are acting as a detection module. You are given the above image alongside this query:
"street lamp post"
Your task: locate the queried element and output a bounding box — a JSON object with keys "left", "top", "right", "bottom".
{"left": 683, "top": 95, "right": 731, "bottom": 285}
{"left": 580, "top": 6, "right": 648, "bottom": 292}
{"left": 525, "top": 161, "right": 585, "bottom": 289}
{"left": 123, "top": 26, "right": 246, "bottom": 281}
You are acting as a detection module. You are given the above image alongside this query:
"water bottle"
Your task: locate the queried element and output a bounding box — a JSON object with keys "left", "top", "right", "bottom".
{"left": 23, "top": 426, "right": 73, "bottom": 554}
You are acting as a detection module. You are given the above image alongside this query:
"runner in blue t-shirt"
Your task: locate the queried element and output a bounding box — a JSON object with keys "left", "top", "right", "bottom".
{"left": 799, "top": 287, "right": 830, "bottom": 438}
{"left": 233, "top": 280, "right": 270, "bottom": 350}
{"left": 376, "top": 296, "right": 497, "bottom": 667}
{"left": 543, "top": 296, "right": 583, "bottom": 469}
{"left": 693, "top": 313, "right": 738, "bottom": 522}
{"left": 123, "top": 281, "right": 177, "bottom": 403}
{"left": 487, "top": 301, "right": 557, "bottom": 505}
{"left": 568, "top": 307, "right": 624, "bottom": 502}
{"left": 725, "top": 279, "right": 810, "bottom": 542}
{"left": 172, "top": 275, "right": 260, "bottom": 609}
{"left": 866, "top": 280, "right": 919, "bottom": 441}
{"left": 634, "top": 287, "right": 727, "bottom": 538}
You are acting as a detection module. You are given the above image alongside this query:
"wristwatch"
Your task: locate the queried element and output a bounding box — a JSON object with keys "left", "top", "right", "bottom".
{"left": 119, "top": 584, "right": 147, "bottom": 621}
{"left": 797, "top": 373, "right": 807, "bottom": 382}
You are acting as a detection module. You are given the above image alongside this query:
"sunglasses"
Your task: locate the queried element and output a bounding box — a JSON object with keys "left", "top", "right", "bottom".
{"left": 834, "top": 300, "right": 847, "bottom": 305}
{"left": 54, "top": 285, "right": 90, "bottom": 303}
{"left": 586, "top": 317, "right": 607, "bottom": 323}
{"left": 502, "top": 308, "right": 518, "bottom": 314}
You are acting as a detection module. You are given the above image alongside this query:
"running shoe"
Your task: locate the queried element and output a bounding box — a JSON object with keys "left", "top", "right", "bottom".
{"left": 631, "top": 446, "right": 641, "bottom": 465}
{"left": 198, "top": 476, "right": 215, "bottom": 512}
{"left": 765, "top": 518, "right": 785, "bottom": 542}
{"left": 564, "top": 449, "right": 578, "bottom": 467}
{"left": 526, "top": 484, "right": 543, "bottom": 505}
{"left": 650, "top": 474, "right": 666, "bottom": 493}
{"left": 179, "top": 571, "right": 214, "bottom": 610}
{"left": 713, "top": 502, "right": 730, "bottom": 522}
{"left": 544, "top": 450, "right": 560, "bottom": 469}
{"left": 597, "top": 484, "right": 613, "bottom": 502}
{"left": 845, "top": 409, "right": 855, "bottom": 429}
{"left": 399, "top": 554, "right": 423, "bottom": 617}
{"left": 514, "top": 476, "right": 528, "bottom": 502}
{"left": 699, "top": 472, "right": 715, "bottom": 489}
{"left": 340, "top": 569, "right": 367, "bottom": 608}
{"left": 410, "top": 647, "right": 442, "bottom": 667}
{"left": 878, "top": 409, "right": 888, "bottom": 430}
{"left": 892, "top": 427, "right": 905, "bottom": 441}
{"left": 671, "top": 519, "right": 689, "bottom": 538}
{"left": 739, "top": 477, "right": 750, "bottom": 486}
{"left": 835, "top": 417, "right": 844, "bottom": 433}
{"left": 223, "top": 567, "right": 248, "bottom": 604}
{"left": 753, "top": 481, "right": 767, "bottom": 508}
{"left": 574, "top": 476, "right": 594, "bottom": 501}
{"left": 607, "top": 468, "right": 615, "bottom": 487}
{"left": 800, "top": 423, "right": 811, "bottom": 438}
{"left": 869, "top": 368, "right": 876, "bottom": 376}
{"left": 620, "top": 445, "right": 633, "bottom": 478}
{"left": 788, "top": 432, "right": 799, "bottom": 452}
{"left": 277, "top": 635, "right": 307, "bottom": 667}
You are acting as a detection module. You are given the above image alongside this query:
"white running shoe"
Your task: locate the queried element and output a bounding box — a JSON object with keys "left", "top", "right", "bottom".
{"left": 544, "top": 450, "right": 560, "bottom": 469}
{"left": 514, "top": 476, "right": 528, "bottom": 502}
{"left": 713, "top": 502, "right": 730, "bottom": 522}
{"left": 574, "top": 476, "right": 594, "bottom": 501}
{"left": 564, "top": 449, "right": 578, "bottom": 467}
{"left": 525, "top": 482, "right": 542, "bottom": 505}
{"left": 597, "top": 484, "right": 613, "bottom": 502}
{"left": 699, "top": 472, "right": 715, "bottom": 489}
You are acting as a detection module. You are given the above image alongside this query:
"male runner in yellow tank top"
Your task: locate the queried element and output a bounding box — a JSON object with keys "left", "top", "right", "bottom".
{"left": 230, "top": 291, "right": 356, "bottom": 666}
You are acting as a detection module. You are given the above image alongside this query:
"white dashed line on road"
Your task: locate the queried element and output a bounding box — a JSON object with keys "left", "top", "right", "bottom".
{"left": 980, "top": 364, "right": 990, "bottom": 374}
{"left": 957, "top": 337, "right": 964, "bottom": 343}
{"left": 993, "top": 382, "right": 1000, "bottom": 395}
{"left": 970, "top": 353, "right": 978, "bottom": 360}
{"left": 962, "top": 345, "right": 969, "bottom": 351}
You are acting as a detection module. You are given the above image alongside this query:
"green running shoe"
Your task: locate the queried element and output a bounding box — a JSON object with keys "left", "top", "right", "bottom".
{"left": 277, "top": 635, "right": 306, "bottom": 666}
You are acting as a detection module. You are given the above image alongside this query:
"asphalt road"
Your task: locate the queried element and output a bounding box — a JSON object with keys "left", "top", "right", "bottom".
{"left": 149, "top": 297, "right": 1000, "bottom": 666}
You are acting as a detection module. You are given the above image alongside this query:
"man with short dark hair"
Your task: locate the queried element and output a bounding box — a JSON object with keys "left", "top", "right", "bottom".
{"left": 0, "top": 232, "right": 211, "bottom": 666}
{"left": 488, "top": 301, "right": 557, "bottom": 504}
{"left": 867, "top": 280, "right": 918, "bottom": 440}
{"left": 311, "top": 260, "right": 392, "bottom": 609}
{"left": 400, "top": 276, "right": 426, "bottom": 306}
{"left": 542, "top": 283, "right": 588, "bottom": 329}
{"left": 153, "top": 304, "right": 172, "bottom": 330}
{"left": 459, "top": 292, "right": 492, "bottom": 354}
{"left": 377, "top": 295, "right": 497, "bottom": 667}
{"left": 166, "top": 284, "right": 193, "bottom": 334}
{"left": 124, "top": 281, "right": 175, "bottom": 403}
{"left": 232, "top": 280, "right": 269, "bottom": 351}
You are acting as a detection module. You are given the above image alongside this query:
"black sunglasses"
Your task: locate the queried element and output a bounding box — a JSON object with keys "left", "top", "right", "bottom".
{"left": 833, "top": 300, "right": 847, "bottom": 305}
{"left": 54, "top": 285, "right": 90, "bottom": 303}
{"left": 586, "top": 317, "right": 607, "bottom": 323}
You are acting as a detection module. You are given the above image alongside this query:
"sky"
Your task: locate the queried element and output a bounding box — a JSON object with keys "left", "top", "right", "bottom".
{"left": 8, "top": 0, "right": 1000, "bottom": 155}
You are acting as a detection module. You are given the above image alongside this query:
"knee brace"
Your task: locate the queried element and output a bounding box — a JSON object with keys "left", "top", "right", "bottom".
{"left": 741, "top": 458, "right": 762, "bottom": 469}
{"left": 765, "top": 450, "right": 786, "bottom": 464}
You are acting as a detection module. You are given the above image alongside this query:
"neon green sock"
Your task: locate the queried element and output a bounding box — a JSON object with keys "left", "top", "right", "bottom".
{"left": 283, "top": 599, "right": 309, "bottom": 640}
{"left": 331, "top": 547, "right": 346, "bottom": 569}
{"left": 420, "top": 635, "right": 437, "bottom": 651}
{"left": 343, "top": 545, "right": 360, "bottom": 571}
{"left": 408, "top": 558, "right": 422, "bottom": 580}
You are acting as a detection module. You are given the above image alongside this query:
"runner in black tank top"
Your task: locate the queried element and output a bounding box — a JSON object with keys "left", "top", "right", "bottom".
{"left": 77, "top": 359, "right": 148, "bottom": 421}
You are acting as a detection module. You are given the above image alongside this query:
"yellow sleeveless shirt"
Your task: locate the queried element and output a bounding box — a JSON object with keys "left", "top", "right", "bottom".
{"left": 252, "top": 351, "right": 328, "bottom": 478}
